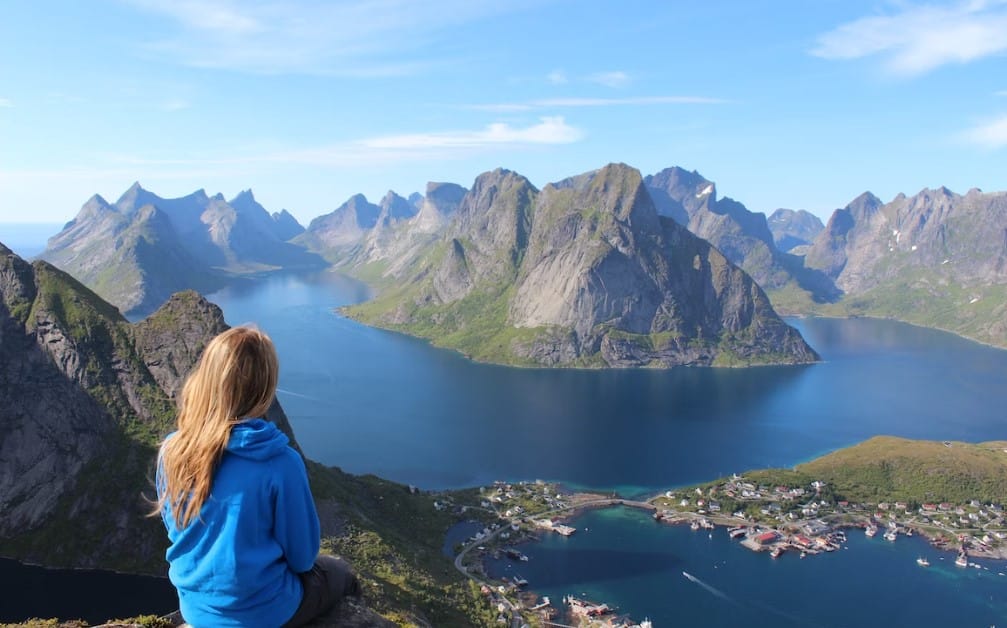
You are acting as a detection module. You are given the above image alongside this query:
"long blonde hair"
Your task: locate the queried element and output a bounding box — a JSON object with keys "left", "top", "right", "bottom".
{"left": 156, "top": 326, "right": 279, "bottom": 528}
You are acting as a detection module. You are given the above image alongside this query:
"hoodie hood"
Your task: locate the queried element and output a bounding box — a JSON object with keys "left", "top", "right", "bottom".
{"left": 226, "top": 418, "right": 291, "bottom": 461}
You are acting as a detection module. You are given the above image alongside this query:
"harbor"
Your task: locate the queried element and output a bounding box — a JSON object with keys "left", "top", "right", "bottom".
{"left": 450, "top": 476, "right": 1007, "bottom": 626}
{"left": 479, "top": 504, "right": 1007, "bottom": 627}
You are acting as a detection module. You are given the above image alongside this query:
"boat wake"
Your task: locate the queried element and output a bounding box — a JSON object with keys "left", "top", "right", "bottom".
{"left": 682, "top": 571, "right": 824, "bottom": 627}
{"left": 682, "top": 571, "right": 732, "bottom": 601}
{"left": 276, "top": 387, "right": 325, "bottom": 403}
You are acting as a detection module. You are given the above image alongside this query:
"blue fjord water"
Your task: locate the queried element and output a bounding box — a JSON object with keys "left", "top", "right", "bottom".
{"left": 206, "top": 270, "right": 1007, "bottom": 627}
{"left": 6, "top": 267, "right": 1007, "bottom": 624}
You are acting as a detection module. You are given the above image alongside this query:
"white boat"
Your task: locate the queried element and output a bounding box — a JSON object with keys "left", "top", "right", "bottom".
{"left": 955, "top": 552, "right": 968, "bottom": 567}
{"left": 865, "top": 524, "right": 878, "bottom": 537}
{"left": 916, "top": 557, "right": 930, "bottom": 567}
{"left": 884, "top": 530, "right": 897, "bottom": 542}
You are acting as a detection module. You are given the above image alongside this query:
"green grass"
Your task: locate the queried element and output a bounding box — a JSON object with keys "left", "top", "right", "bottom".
{"left": 797, "top": 436, "right": 1007, "bottom": 506}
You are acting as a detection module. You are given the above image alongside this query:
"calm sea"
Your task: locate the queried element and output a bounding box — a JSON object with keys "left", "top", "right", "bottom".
{"left": 5, "top": 267, "right": 1007, "bottom": 624}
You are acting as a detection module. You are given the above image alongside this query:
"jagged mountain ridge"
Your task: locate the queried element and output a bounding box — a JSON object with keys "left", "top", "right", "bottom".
{"left": 346, "top": 164, "right": 818, "bottom": 367}
{"left": 40, "top": 184, "right": 324, "bottom": 317}
{"left": 804, "top": 186, "right": 1007, "bottom": 345}
{"left": 643, "top": 167, "right": 838, "bottom": 307}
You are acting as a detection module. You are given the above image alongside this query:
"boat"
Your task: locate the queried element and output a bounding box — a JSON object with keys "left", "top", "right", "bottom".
{"left": 800, "top": 551, "right": 807, "bottom": 559}
{"left": 690, "top": 520, "right": 700, "bottom": 531}
{"left": 728, "top": 527, "right": 747, "bottom": 539}
{"left": 770, "top": 546, "right": 784, "bottom": 558}
{"left": 917, "top": 557, "right": 930, "bottom": 567}
{"left": 884, "top": 530, "right": 897, "bottom": 542}
{"left": 513, "top": 575, "right": 528, "bottom": 587}
{"left": 956, "top": 551, "right": 968, "bottom": 568}
{"left": 865, "top": 524, "right": 878, "bottom": 537}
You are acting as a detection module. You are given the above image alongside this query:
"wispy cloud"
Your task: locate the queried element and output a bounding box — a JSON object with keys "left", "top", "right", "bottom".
{"left": 126, "top": 0, "right": 537, "bottom": 76}
{"left": 812, "top": 0, "right": 1007, "bottom": 75}
{"left": 360, "top": 117, "right": 581, "bottom": 150}
{"left": 959, "top": 113, "right": 1007, "bottom": 149}
{"left": 0, "top": 98, "right": 12, "bottom": 108}
{"left": 997, "top": 90, "right": 1007, "bottom": 96}
{"left": 87, "top": 117, "right": 584, "bottom": 171}
{"left": 467, "top": 95, "right": 727, "bottom": 112}
{"left": 588, "top": 71, "right": 630, "bottom": 88}
{"left": 547, "top": 70, "right": 568, "bottom": 85}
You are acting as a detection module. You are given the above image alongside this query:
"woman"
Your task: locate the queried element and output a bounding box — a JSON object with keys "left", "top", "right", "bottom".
{"left": 155, "top": 326, "right": 358, "bottom": 627}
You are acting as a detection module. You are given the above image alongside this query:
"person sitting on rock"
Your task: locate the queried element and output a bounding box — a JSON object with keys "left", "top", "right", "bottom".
{"left": 154, "top": 325, "right": 360, "bottom": 627}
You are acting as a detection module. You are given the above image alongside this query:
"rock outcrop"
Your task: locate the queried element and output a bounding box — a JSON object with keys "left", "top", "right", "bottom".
{"left": 0, "top": 244, "right": 300, "bottom": 571}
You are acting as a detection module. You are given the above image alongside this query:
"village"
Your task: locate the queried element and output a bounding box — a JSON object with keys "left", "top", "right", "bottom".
{"left": 447, "top": 474, "right": 1007, "bottom": 627}
{"left": 650, "top": 473, "right": 1007, "bottom": 563}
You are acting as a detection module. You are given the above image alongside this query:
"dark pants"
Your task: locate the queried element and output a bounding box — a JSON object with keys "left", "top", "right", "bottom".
{"left": 282, "top": 555, "right": 359, "bottom": 627}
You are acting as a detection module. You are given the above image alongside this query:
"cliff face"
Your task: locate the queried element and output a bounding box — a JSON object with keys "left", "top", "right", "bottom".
{"left": 347, "top": 164, "right": 818, "bottom": 367}
{"left": 0, "top": 244, "right": 299, "bottom": 572}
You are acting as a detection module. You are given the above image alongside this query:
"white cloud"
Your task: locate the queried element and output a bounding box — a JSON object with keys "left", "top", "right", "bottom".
{"left": 467, "top": 95, "right": 727, "bottom": 112}
{"left": 126, "top": 0, "right": 538, "bottom": 76}
{"left": 960, "top": 114, "right": 1007, "bottom": 149}
{"left": 997, "top": 90, "right": 1007, "bottom": 96}
{"left": 0, "top": 98, "right": 12, "bottom": 108}
{"left": 588, "top": 71, "right": 630, "bottom": 88}
{"left": 812, "top": 1, "right": 1007, "bottom": 75}
{"left": 547, "top": 70, "right": 568, "bottom": 85}
{"left": 56, "top": 117, "right": 585, "bottom": 174}
{"left": 360, "top": 117, "right": 582, "bottom": 150}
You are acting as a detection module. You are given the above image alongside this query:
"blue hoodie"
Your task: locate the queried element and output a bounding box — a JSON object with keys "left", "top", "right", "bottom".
{"left": 160, "top": 419, "right": 320, "bottom": 627}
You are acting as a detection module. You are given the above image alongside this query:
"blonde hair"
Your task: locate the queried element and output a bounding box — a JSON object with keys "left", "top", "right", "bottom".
{"left": 156, "top": 326, "right": 279, "bottom": 528}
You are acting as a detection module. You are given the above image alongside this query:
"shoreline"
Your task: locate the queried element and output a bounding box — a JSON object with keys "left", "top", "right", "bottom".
{"left": 454, "top": 485, "right": 1007, "bottom": 623}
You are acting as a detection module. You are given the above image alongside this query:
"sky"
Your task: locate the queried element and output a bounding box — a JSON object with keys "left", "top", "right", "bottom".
{"left": 1, "top": 0, "right": 1006, "bottom": 226}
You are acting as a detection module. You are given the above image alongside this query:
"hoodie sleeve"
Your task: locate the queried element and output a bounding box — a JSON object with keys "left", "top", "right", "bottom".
{"left": 272, "top": 448, "right": 321, "bottom": 573}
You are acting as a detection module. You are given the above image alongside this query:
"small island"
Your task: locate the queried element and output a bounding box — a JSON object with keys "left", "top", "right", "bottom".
{"left": 446, "top": 436, "right": 1007, "bottom": 626}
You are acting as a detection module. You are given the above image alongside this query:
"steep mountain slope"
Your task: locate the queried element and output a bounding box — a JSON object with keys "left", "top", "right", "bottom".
{"left": 768, "top": 208, "right": 824, "bottom": 253}
{"left": 300, "top": 183, "right": 469, "bottom": 281}
{"left": 644, "top": 167, "right": 837, "bottom": 309}
{"left": 39, "top": 184, "right": 325, "bottom": 317}
{"left": 0, "top": 243, "right": 492, "bottom": 624}
{"left": 39, "top": 195, "right": 223, "bottom": 319}
{"left": 347, "top": 164, "right": 818, "bottom": 367}
{"left": 296, "top": 194, "right": 382, "bottom": 260}
{"left": 0, "top": 245, "right": 224, "bottom": 571}
{"left": 804, "top": 187, "right": 1007, "bottom": 346}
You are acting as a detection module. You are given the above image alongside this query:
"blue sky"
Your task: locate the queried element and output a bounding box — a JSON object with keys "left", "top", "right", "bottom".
{"left": 1, "top": 0, "right": 1006, "bottom": 226}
